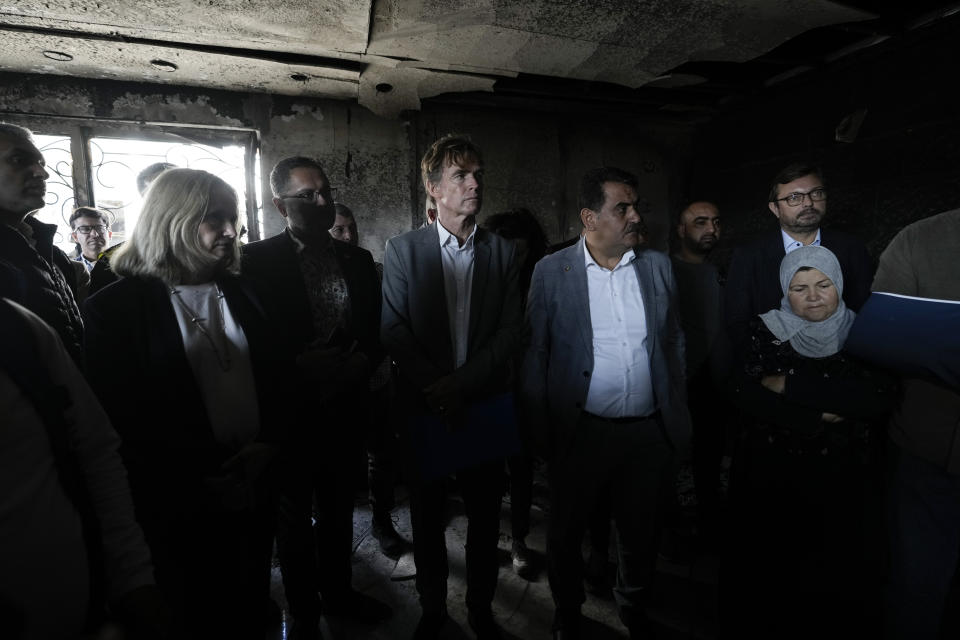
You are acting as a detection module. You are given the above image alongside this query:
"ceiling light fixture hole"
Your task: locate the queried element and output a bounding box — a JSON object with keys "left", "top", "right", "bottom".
{"left": 43, "top": 50, "right": 73, "bottom": 62}
{"left": 150, "top": 59, "right": 178, "bottom": 72}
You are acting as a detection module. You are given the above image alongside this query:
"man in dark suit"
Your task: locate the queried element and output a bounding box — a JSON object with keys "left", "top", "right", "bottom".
{"left": 521, "top": 166, "right": 690, "bottom": 639}
{"left": 381, "top": 135, "right": 522, "bottom": 639}
{"left": 241, "top": 156, "right": 390, "bottom": 639}
{"left": 724, "top": 162, "right": 874, "bottom": 356}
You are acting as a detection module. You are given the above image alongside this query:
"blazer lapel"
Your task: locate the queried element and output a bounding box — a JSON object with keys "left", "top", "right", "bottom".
{"left": 633, "top": 251, "right": 658, "bottom": 356}
{"left": 568, "top": 241, "right": 593, "bottom": 356}
{"left": 419, "top": 225, "right": 454, "bottom": 362}
{"left": 468, "top": 231, "right": 490, "bottom": 352}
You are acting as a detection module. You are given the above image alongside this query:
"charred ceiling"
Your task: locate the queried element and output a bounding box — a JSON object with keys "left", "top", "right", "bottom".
{"left": 1, "top": 0, "right": 958, "bottom": 119}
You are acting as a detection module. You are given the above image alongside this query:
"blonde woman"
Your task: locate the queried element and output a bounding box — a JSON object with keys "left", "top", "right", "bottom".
{"left": 82, "top": 168, "right": 289, "bottom": 639}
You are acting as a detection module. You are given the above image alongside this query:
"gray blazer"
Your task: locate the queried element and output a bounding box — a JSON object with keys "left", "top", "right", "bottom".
{"left": 381, "top": 223, "right": 522, "bottom": 408}
{"left": 521, "top": 240, "right": 691, "bottom": 458}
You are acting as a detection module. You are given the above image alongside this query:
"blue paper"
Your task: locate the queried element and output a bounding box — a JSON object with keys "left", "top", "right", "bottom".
{"left": 407, "top": 392, "right": 521, "bottom": 480}
{"left": 845, "top": 292, "right": 960, "bottom": 390}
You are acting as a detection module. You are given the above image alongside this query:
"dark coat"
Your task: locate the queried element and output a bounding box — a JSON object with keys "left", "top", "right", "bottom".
{"left": 241, "top": 230, "right": 383, "bottom": 368}
{"left": 0, "top": 217, "right": 84, "bottom": 363}
{"left": 733, "top": 319, "right": 897, "bottom": 441}
{"left": 380, "top": 224, "right": 522, "bottom": 410}
{"left": 724, "top": 228, "right": 874, "bottom": 357}
{"left": 81, "top": 274, "right": 290, "bottom": 519}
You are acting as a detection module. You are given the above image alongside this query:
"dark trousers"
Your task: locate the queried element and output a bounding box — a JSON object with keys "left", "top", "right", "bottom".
{"left": 507, "top": 452, "right": 534, "bottom": 542}
{"left": 722, "top": 427, "right": 878, "bottom": 638}
{"left": 367, "top": 385, "right": 400, "bottom": 520}
{"left": 547, "top": 412, "right": 673, "bottom": 630}
{"left": 276, "top": 430, "right": 360, "bottom": 620}
{"left": 409, "top": 460, "right": 505, "bottom": 615}
{"left": 688, "top": 367, "right": 728, "bottom": 536}
{"left": 885, "top": 443, "right": 960, "bottom": 639}
{"left": 149, "top": 499, "right": 274, "bottom": 639}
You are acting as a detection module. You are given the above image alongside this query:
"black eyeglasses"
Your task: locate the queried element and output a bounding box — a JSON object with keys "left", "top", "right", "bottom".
{"left": 283, "top": 187, "right": 338, "bottom": 204}
{"left": 75, "top": 224, "right": 108, "bottom": 235}
{"left": 773, "top": 188, "right": 827, "bottom": 207}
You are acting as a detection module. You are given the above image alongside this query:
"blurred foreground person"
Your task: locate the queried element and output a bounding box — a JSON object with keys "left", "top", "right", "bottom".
{"left": 0, "top": 299, "right": 164, "bottom": 640}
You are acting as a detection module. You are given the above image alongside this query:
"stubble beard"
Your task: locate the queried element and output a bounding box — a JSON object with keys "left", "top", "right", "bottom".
{"left": 784, "top": 206, "right": 823, "bottom": 234}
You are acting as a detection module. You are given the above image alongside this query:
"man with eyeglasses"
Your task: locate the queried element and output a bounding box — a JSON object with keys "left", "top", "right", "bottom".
{"left": 724, "top": 161, "right": 874, "bottom": 356}
{"left": 69, "top": 206, "right": 113, "bottom": 272}
{"left": 241, "top": 156, "right": 390, "bottom": 639}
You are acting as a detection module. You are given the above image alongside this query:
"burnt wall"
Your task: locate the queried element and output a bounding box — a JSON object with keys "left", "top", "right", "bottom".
{"left": 0, "top": 72, "right": 696, "bottom": 259}
{"left": 686, "top": 15, "right": 960, "bottom": 265}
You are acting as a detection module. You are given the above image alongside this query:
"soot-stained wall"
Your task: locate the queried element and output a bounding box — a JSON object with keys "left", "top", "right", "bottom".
{"left": 0, "top": 71, "right": 696, "bottom": 260}
{"left": 685, "top": 18, "right": 960, "bottom": 267}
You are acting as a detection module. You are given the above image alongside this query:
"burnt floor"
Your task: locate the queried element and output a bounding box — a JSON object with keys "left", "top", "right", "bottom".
{"left": 265, "top": 464, "right": 720, "bottom": 640}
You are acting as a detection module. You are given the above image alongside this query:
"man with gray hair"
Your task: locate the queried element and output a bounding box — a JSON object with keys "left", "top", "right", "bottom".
{"left": 0, "top": 122, "right": 84, "bottom": 363}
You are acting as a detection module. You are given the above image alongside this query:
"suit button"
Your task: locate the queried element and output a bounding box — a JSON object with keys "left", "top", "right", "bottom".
{"left": 582, "top": 370, "right": 590, "bottom": 377}
{"left": 575, "top": 402, "right": 582, "bottom": 409}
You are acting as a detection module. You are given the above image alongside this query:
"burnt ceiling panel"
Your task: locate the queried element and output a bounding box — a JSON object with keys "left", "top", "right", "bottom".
{"left": 366, "top": 0, "right": 871, "bottom": 86}
{"left": 1, "top": 0, "right": 956, "bottom": 119}
{"left": 0, "top": 0, "right": 372, "bottom": 54}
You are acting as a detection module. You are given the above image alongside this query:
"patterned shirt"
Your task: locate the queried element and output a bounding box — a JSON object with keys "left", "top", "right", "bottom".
{"left": 288, "top": 230, "right": 350, "bottom": 344}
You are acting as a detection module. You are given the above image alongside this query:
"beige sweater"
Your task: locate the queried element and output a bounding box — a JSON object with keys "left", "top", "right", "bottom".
{"left": 872, "top": 208, "right": 960, "bottom": 472}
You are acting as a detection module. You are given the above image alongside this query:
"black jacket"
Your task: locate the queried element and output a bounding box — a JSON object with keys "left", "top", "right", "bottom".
{"left": 82, "top": 275, "right": 290, "bottom": 518}
{"left": 733, "top": 319, "right": 897, "bottom": 440}
{"left": 0, "top": 217, "right": 84, "bottom": 363}
{"left": 241, "top": 230, "right": 383, "bottom": 369}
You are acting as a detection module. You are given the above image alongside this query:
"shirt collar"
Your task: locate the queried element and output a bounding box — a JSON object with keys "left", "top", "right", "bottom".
{"left": 582, "top": 236, "right": 636, "bottom": 271}
{"left": 437, "top": 219, "right": 477, "bottom": 250}
{"left": 781, "top": 228, "right": 821, "bottom": 254}
{"left": 76, "top": 254, "right": 96, "bottom": 271}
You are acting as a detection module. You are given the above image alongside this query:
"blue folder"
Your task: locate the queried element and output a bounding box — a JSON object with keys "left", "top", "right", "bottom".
{"left": 407, "top": 392, "right": 522, "bottom": 480}
{"left": 845, "top": 292, "right": 960, "bottom": 390}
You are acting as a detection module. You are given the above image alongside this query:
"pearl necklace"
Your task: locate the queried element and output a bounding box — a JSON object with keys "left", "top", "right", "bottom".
{"left": 169, "top": 284, "right": 233, "bottom": 372}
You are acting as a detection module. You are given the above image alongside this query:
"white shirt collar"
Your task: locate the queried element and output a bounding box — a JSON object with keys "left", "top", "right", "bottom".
{"left": 437, "top": 219, "right": 477, "bottom": 250}
{"left": 582, "top": 236, "right": 636, "bottom": 271}
{"left": 781, "top": 228, "right": 821, "bottom": 254}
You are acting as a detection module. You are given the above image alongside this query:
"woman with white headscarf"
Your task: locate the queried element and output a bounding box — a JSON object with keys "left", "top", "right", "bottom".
{"left": 723, "top": 245, "right": 896, "bottom": 639}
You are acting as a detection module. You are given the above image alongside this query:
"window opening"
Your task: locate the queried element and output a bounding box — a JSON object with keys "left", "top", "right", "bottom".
{"left": 30, "top": 133, "right": 76, "bottom": 252}
{"left": 88, "top": 137, "right": 250, "bottom": 251}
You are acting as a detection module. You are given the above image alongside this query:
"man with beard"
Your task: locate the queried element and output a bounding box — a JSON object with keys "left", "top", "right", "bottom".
{"left": 671, "top": 201, "right": 730, "bottom": 544}
{"left": 522, "top": 167, "right": 690, "bottom": 639}
{"left": 724, "top": 163, "right": 873, "bottom": 356}
{"left": 0, "top": 123, "right": 84, "bottom": 364}
{"left": 242, "top": 157, "right": 390, "bottom": 639}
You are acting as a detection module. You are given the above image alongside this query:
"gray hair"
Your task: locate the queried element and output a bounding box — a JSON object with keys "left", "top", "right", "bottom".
{"left": 0, "top": 122, "right": 34, "bottom": 143}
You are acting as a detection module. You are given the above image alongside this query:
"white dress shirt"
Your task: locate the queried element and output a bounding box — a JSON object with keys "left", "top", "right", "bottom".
{"left": 582, "top": 238, "right": 656, "bottom": 418}
{"left": 781, "top": 228, "right": 822, "bottom": 254}
{"left": 437, "top": 220, "right": 476, "bottom": 368}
